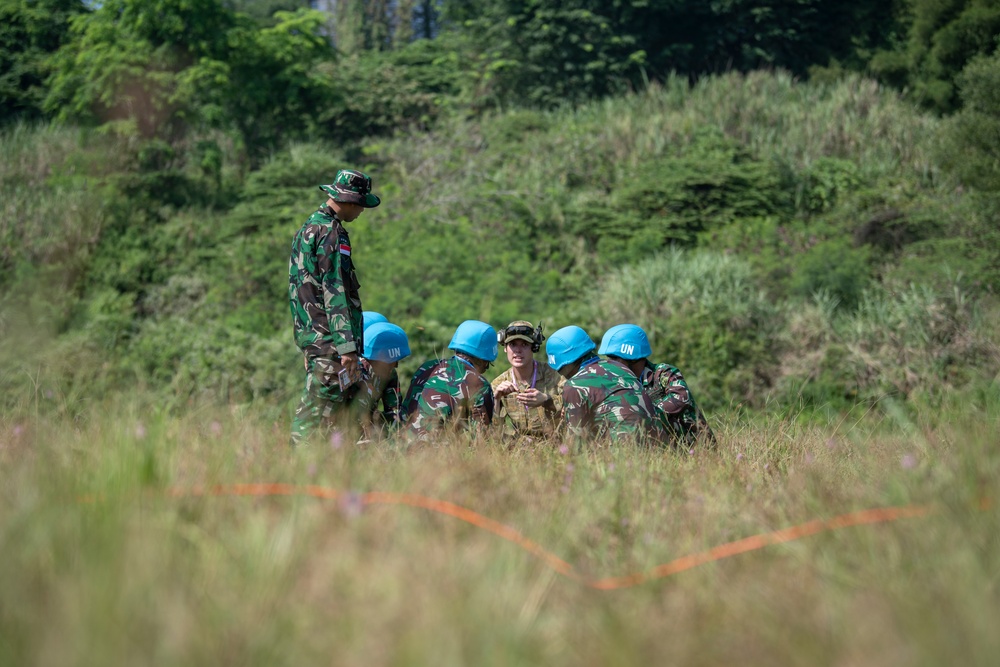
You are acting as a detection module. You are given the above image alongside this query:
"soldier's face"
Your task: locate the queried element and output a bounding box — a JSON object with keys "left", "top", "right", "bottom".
{"left": 557, "top": 361, "right": 581, "bottom": 380}
{"left": 505, "top": 339, "right": 532, "bottom": 369}
{"left": 336, "top": 202, "right": 365, "bottom": 222}
{"left": 369, "top": 359, "right": 397, "bottom": 381}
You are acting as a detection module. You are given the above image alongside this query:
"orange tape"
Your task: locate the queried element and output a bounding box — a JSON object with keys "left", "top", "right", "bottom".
{"left": 80, "top": 485, "right": 988, "bottom": 589}
{"left": 586, "top": 505, "right": 933, "bottom": 590}
{"left": 362, "top": 492, "right": 577, "bottom": 577}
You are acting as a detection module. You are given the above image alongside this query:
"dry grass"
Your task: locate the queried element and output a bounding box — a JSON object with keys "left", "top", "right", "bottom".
{"left": 1, "top": 393, "right": 997, "bottom": 666}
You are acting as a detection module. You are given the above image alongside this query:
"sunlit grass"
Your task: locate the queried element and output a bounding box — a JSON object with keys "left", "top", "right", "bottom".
{"left": 1, "top": 394, "right": 997, "bottom": 665}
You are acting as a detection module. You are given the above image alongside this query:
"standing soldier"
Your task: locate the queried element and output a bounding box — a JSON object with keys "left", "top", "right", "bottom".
{"left": 354, "top": 321, "right": 410, "bottom": 439}
{"left": 491, "top": 320, "right": 564, "bottom": 440}
{"left": 546, "top": 325, "right": 664, "bottom": 444}
{"left": 288, "top": 169, "right": 381, "bottom": 445}
{"left": 600, "top": 324, "right": 714, "bottom": 445}
{"left": 403, "top": 320, "right": 498, "bottom": 439}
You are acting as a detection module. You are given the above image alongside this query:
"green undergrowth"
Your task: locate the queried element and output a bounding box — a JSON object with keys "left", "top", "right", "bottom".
{"left": 2, "top": 71, "right": 999, "bottom": 418}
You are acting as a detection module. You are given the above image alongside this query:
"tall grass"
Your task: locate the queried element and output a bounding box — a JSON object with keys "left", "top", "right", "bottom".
{"left": 1, "top": 395, "right": 997, "bottom": 666}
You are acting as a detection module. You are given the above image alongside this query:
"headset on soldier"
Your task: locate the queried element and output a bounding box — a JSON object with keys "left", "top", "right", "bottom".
{"left": 497, "top": 321, "right": 545, "bottom": 353}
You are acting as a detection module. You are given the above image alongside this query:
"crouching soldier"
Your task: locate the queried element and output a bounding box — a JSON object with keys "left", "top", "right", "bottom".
{"left": 492, "top": 320, "right": 565, "bottom": 440}
{"left": 402, "top": 320, "right": 498, "bottom": 439}
{"left": 546, "top": 325, "right": 664, "bottom": 445}
{"left": 354, "top": 321, "right": 410, "bottom": 438}
{"left": 599, "top": 324, "right": 714, "bottom": 446}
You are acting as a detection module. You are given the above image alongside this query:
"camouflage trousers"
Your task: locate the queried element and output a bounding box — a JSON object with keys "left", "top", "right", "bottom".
{"left": 290, "top": 356, "right": 359, "bottom": 446}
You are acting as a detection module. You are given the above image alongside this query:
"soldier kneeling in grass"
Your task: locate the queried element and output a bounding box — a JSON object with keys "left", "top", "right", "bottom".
{"left": 546, "top": 325, "right": 666, "bottom": 445}
{"left": 491, "top": 320, "right": 565, "bottom": 441}
{"left": 354, "top": 321, "right": 410, "bottom": 440}
{"left": 401, "top": 320, "right": 498, "bottom": 439}
{"left": 598, "top": 324, "right": 714, "bottom": 447}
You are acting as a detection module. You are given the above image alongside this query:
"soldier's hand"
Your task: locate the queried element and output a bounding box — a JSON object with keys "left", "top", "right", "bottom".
{"left": 516, "top": 388, "right": 550, "bottom": 408}
{"left": 494, "top": 380, "right": 518, "bottom": 399}
{"left": 340, "top": 353, "right": 360, "bottom": 383}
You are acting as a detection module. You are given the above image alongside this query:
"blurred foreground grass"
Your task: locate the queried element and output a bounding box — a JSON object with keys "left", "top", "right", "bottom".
{"left": 1, "top": 394, "right": 998, "bottom": 666}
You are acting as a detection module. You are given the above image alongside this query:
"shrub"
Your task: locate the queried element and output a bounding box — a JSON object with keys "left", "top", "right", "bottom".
{"left": 593, "top": 248, "right": 786, "bottom": 410}
{"left": 777, "top": 282, "right": 1000, "bottom": 408}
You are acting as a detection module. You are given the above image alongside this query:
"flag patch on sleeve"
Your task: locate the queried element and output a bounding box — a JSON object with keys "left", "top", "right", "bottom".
{"left": 339, "top": 244, "right": 351, "bottom": 256}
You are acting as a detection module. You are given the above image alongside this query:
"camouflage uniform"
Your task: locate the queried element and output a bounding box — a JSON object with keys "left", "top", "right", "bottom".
{"left": 491, "top": 361, "right": 565, "bottom": 438}
{"left": 352, "top": 359, "right": 402, "bottom": 435}
{"left": 561, "top": 357, "right": 664, "bottom": 443}
{"left": 642, "top": 361, "right": 714, "bottom": 444}
{"left": 288, "top": 205, "right": 364, "bottom": 443}
{"left": 403, "top": 356, "right": 495, "bottom": 438}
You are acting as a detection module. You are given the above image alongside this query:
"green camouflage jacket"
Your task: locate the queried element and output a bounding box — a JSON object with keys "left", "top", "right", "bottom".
{"left": 403, "top": 356, "right": 495, "bottom": 437}
{"left": 562, "top": 357, "right": 664, "bottom": 442}
{"left": 490, "top": 361, "right": 565, "bottom": 437}
{"left": 288, "top": 206, "right": 363, "bottom": 357}
{"left": 641, "top": 361, "right": 713, "bottom": 443}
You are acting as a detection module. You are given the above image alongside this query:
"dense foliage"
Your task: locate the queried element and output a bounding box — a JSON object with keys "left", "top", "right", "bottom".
{"left": 1, "top": 0, "right": 998, "bottom": 422}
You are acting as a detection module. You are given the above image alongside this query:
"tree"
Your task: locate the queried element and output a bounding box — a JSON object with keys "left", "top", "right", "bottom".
{"left": 939, "top": 50, "right": 1000, "bottom": 191}
{"left": 456, "top": 0, "right": 647, "bottom": 109}
{"left": 44, "top": 0, "right": 336, "bottom": 158}
{"left": 224, "top": 0, "right": 312, "bottom": 26}
{"left": 0, "top": 0, "right": 86, "bottom": 124}
{"left": 871, "top": 0, "right": 1000, "bottom": 112}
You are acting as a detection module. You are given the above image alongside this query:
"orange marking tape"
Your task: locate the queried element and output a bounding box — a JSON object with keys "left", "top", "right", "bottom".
{"left": 361, "top": 491, "right": 577, "bottom": 577}
{"left": 137, "top": 484, "right": 977, "bottom": 590}
{"left": 586, "top": 504, "right": 933, "bottom": 590}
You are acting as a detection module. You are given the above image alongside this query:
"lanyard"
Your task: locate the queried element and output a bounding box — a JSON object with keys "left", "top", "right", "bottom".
{"left": 526, "top": 362, "right": 538, "bottom": 411}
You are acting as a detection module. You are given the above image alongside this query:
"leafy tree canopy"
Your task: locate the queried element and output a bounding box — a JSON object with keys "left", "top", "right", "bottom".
{"left": 0, "top": 0, "right": 86, "bottom": 125}
{"left": 44, "top": 0, "right": 336, "bottom": 157}
{"left": 871, "top": 0, "right": 1000, "bottom": 112}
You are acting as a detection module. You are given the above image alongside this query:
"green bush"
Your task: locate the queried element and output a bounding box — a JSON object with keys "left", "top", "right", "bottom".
{"left": 593, "top": 248, "right": 786, "bottom": 410}
{"left": 777, "top": 282, "right": 1000, "bottom": 408}
{"left": 789, "top": 237, "right": 872, "bottom": 309}
{"left": 590, "top": 127, "right": 789, "bottom": 262}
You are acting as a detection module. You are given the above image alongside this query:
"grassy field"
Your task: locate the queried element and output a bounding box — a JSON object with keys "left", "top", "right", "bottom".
{"left": 1, "top": 392, "right": 997, "bottom": 666}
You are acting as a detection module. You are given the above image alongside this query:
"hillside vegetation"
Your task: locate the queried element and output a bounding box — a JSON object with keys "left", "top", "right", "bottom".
{"left": 2, "top": 71, "right": 998, "bottom": 421}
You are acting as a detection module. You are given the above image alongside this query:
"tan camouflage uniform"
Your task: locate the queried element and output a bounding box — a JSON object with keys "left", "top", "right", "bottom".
{"left": 491, "top": 361, "right": 565, "bottom": 438}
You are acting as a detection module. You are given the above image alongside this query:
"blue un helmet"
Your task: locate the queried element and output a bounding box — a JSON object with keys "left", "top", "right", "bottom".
{"left": 363, "top": 311, "right": 388, "bottom": 330}
{"left": 363, "top": 322, "right": 411, "bottom": 363}
{"left": 546, "top": 325, "right": 597, "bottom": 371}
{"left": 448, "top": 320, "right": 498, "bottom": 362}
{"left": 599, "top": 323, "right": 652, "bottom": 360}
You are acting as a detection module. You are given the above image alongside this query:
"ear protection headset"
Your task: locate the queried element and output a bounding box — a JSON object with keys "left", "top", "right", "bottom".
{"left": 497, "top": 321, "right": 545, "bottom": 353}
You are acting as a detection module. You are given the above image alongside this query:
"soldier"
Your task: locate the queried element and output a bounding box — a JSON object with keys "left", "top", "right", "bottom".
{"left": 354, "top": 321, "right": 410, "bottom": 438}
{"left": 546, "top": 325, "right": 664, "bottom": 444}
{"left": 599, "top": 324, "right": 714, "bottom": 446}
{"left": 491, "top": 320, "right": 564, "bottom": 439}
{"left": 288, "top": 169, "right": 381, "bottom": 445}
{"left": 402, "top": 320, "right": 498, "bottom": 438}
